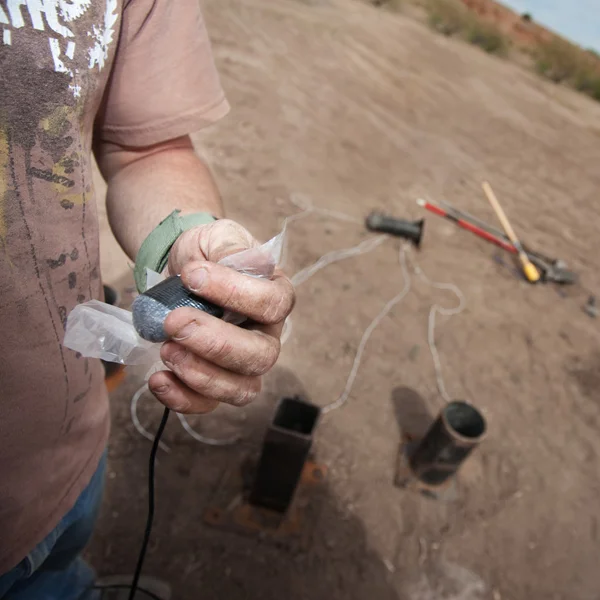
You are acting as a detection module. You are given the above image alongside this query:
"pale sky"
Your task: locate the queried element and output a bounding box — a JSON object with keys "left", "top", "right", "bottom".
{"left": 501, "top": 0, "right": 600, "bottom": 52}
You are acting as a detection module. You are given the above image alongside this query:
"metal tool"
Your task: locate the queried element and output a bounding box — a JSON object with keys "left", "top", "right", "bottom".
{"left": 417, "top": 199, "right": 577, "bottom": 285}
{"left": 417, "top": 198, "right": 515, "bottom": 252}
{"left": 437, "top": 199, "right": 559, "bottom": 266}
{"left": 482, "top": 181, "right": 540, "bottom": 283}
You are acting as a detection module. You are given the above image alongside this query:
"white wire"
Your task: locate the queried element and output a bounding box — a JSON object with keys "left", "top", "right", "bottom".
{"left": 409, "top": 257, "right": 466, "bottom": 404}
{"left": 280, "top": 195, "right": 466, "bottom": 412}
{"left": 288, "top": 192, "right": 362, "bottom": 225}
{"left": 279, "top": 194, "right": 383, "bottom": 351}
{"left": 279, "top": 195, "right": 363, "bottom": 272}
{"left": 176, "top": 412, "right": 240, "bottom": 447}
{"left": 131, "top": 383, "right": 241, "bottom": 448}
{"left": 131, "top": 384, "right": 171, "bottom": 453}
{"left": 322, "top": 243, "right": 412, "bottom": 414}
{"left": 280, "top": 316, "right": 293, "bottom": 346}
{"left": 291, "top": 236, "right": 387, "bottom": 287}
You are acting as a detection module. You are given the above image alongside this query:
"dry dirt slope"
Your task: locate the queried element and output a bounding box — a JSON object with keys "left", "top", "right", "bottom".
{"left": 92, "top": 1, "right": 600, "bottom": 599}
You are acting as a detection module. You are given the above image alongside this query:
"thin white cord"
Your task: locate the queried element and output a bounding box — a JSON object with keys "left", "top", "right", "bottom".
{"left": 280, "top": 196, "right": 466, "bottom": 411}
{"left": 291, "top": 236, "right": 387, "bottom": 287}
{"left": 279, "top": 194, "right": 363, "bottom": 272}
{"left": 281, "top": 195, "right": 466, "bottom": 412}
{"left": 288, "top": 192, "right": 362, "bottom": 225}
{"left": 279, "top": 194, "right": 384, "bottom": 352}
{"left": 176, "top": 412, "right": 240, "bottom": 447}
{"left": 280, "top": 315, "right": 293, "bottom": 346}
{"left": 322, "top": 244, "right": 412, "bottom": 414}
{"left": 321, "top": 244, "right": 465, "bottom": 413}
{"left": 409, "top": 257, "right": 466, "bottom": 404}
{"left": 131, "top": 384, "right": 171, "bottom": 453}
{"left": 131, "top": 383, "right": 240, "bottom": 448}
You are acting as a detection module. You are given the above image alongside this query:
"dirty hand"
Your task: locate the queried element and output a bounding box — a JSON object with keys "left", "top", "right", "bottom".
{"left": 147, "top": 219, "right": 295, "bottom": 414}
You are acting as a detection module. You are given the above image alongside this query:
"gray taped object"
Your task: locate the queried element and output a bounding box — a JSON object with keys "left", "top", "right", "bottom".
{"left": 132, "top": 295, "right": 172, "bottom": 343}
{"left": 132, "top": 275, "right": 225, "bottom": 342}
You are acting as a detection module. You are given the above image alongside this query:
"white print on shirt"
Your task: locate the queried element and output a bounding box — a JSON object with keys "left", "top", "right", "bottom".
{"left": 87, "top": 0, "right": 116, "bottom": 70}
{"left": 59, "top": 0, "right": 92, "bottom": 22}
{"left": 0, "top": 0, "right": 119, "bottom": 96}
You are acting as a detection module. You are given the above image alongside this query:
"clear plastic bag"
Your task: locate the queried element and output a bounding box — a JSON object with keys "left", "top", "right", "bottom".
{"left": 63, "top": 230, "right": 285, "bottom": 368}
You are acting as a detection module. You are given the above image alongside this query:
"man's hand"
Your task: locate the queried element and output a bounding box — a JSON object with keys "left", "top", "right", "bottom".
{"left": 147, "top": 219, "right": 295, "bottom": 414}
{"left": 96, "top": 135, "right": 292, "bottom": 412}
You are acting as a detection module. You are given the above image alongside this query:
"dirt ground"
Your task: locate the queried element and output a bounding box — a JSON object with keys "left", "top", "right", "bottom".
{"left": 89, "top": 1, "right": 600, "bottom": 598}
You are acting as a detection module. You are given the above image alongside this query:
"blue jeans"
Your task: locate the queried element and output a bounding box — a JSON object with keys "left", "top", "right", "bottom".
{"left": 0, "top": 451, "right": 107, "bottom": 600}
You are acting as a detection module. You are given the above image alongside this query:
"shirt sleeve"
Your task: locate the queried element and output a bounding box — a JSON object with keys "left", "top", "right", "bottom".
{"left": 96, "top": 0, "right": 229, "bottom": 146}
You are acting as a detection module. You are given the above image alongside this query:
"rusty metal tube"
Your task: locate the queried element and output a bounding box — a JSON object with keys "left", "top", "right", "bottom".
{"left": 409, "top": 401, "right": 486, "bottom": 485}
{"left": 249, "top": 396, "right": 320, "bottom": 513}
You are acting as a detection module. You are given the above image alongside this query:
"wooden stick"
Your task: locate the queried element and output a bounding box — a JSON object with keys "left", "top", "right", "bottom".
{"left": 482, "top": 181, "right": 540, "bottom": 283}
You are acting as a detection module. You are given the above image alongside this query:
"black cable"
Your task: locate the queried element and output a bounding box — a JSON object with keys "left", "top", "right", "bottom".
{"left": 128, "top": 406, "right": 171, "bottom": 600}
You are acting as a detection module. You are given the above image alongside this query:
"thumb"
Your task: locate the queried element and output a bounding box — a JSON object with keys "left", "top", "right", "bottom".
{"left": 200, "top": 219, "right": 259, "bottom": 263}
{"left": 168, "top": 219, "right": 258, "bottom": 275}
{"left": 202, "top": 220, "right": 276, "bottom": 278}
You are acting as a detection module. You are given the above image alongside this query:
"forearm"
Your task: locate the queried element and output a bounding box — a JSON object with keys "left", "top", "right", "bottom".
{"left": 96, "top": 136, "right": 224, "bottom": 261}
{"left": 94, "top": 137, "right": 295, "bottom": 416}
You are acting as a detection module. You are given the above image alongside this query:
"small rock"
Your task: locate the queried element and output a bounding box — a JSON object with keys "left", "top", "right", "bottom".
{"left": 383, "top": 558, "right": 395, "bottom": 573}
{"left": 554, "top": 259, "right": 568, "bottom": 270}
{"left": 408, "top": 345, "right": 420, "bottom": 361}
{"left": 584, "top": 295, "right": 597, "bottom": 319}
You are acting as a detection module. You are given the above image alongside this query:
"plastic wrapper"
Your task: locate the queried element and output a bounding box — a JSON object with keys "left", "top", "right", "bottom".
{"left": 63, "top": 229, "right": 284, "bottom": 368}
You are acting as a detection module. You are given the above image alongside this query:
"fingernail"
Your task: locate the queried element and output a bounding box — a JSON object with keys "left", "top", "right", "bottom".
{"left": 188, "top": 267, "right": 207, "bottom": 291}
{"left": 152, "top": 385, "right": 169, "bottom": 395}
{"left": 173, "top": 322, "right": 196, "bottom": 341}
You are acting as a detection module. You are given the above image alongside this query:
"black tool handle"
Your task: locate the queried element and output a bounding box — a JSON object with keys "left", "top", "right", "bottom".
{"left": 365, "top": 213, "right": 424, "bottom": 247}
{"left": 142, "top": 275, "right": 223, "bottom": 317}
{"left": 132, "top": 275, "right": 224, "bottom": 342}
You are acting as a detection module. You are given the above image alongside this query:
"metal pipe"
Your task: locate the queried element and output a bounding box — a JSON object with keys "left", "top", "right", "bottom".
{"left": 409, "top": 401, "right": 486, "bottom": 486}
{"left": 249, "top": 396, "right": 321, "bottom": 513}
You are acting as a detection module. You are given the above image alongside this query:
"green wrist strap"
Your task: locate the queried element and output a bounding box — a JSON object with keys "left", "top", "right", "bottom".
{"left": 134, "top": 210, "right": 216, "bottom": 293}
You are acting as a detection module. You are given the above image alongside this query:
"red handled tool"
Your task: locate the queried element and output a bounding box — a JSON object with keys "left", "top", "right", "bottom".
{"left": 416, "top": 198, "right": 515, "bottom": 253}
{"left": 416, "top": 198, "right": 577, "bottom": 284}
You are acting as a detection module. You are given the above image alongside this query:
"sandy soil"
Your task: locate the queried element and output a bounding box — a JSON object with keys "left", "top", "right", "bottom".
{"left": 89, "top": 1, "right": 600, "bottom": 598}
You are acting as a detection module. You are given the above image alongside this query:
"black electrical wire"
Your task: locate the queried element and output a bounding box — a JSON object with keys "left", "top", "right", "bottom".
{"left": 128, "top": 406, "right": 171, "bottom": 600}
{"left": 90, "top": 406, "right": 171, "bottom": 600}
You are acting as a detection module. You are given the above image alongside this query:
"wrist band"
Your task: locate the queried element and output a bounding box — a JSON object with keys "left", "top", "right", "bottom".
{"left": 133, "top": 210, "right": 216, "bottom": 293}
